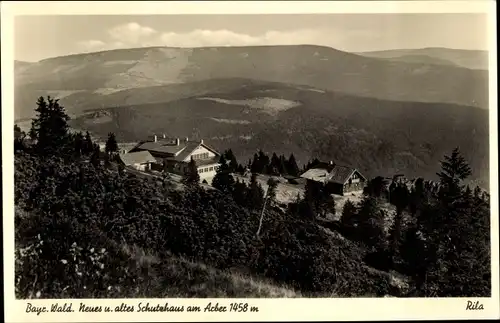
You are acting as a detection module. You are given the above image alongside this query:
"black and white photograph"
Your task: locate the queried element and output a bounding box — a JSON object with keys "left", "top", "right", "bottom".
{"left": 3, "top": 1, "right": 499, "bottom": 321}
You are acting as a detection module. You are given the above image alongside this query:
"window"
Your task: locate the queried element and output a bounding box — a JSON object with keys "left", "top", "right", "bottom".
{"left": 209, "top": 167, "right": 214, "bottom": 171}
{"left": 204, "top": 167, "right": 209, "bottom": 172}
{"left": 199, "top": 168, "right": 204, "bottom": 173}
{"left": 191, "top": 152, "right": 210, "bottom": 160}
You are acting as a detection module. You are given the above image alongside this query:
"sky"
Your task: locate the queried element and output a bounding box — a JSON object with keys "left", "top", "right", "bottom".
{"left": 14, "top": 14, "right": 489, "bottom": 62}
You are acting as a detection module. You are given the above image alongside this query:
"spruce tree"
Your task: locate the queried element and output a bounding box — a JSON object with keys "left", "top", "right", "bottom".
{"left": 90, "top": 144, "right": 101, "bottom": 167}
{"left": 105, "top": 132, "right": 119, "bottom": 156}
{"left": 250, "top": 153, "right": 260, "bottom": 173}
{"left": 279, "top": 155, "right": 287, "bottom": 175}
{"left": 73, "top": 132, "right": 84, "bottom": 157}
{"left": 270, "top": 153, "right": 280, "bottom": 175}
{"left": 287, "top": 154, "right": 300, "bottom": 177}
{"left": 183, "top": 157, "right": 200, "bottom": 186}
{"left": 29, "top": 96, "right": 70, "bottom": 155}
{"left": 231, "top": 179, "right": 248, "bottom": 207}
{"left": 248, "top": 173, "right": 264, "bottom": 210}
{"left": 357, "top": 196, "right": 386, "bottom": 249}
{"left": 437, "top": 147, "right": 471, "bottom": 201}
{"left": 388, "top": 183, "right": 410, "bottom": 258}
{"left": 225, "top": 149, "right": 238, "bottom": 172}
{"left": 257, "top": 150, "right": 270, "bottom": 174}
{"left": 14, "top": 124, "right": 26, "bottom": 151}
{"left": 83, "top": 131, "right": 94, "bottom": 155}
{"left": 212, "top": 155, "right": 235, "bottom": 193}
{"left": 340, "top": 199, "right": 358, "bottom": 228}
{"left": 266, "top": 177, "right": 279, "bottom": 205}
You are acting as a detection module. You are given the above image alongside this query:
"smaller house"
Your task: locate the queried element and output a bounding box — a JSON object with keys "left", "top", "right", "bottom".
{"left": 119, "top": 151, "right": 156, "bottom": 171}
{"left": 300, "top": 161, "right": 367, "bottom": 196}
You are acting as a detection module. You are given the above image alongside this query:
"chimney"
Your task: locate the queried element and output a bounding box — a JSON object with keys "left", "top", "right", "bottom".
{"left": 176, "top": 138, "right": 180, "bottom": 146}
{"left": 153, "top": 135, "right": 157, "bottom": 142}
{"left": 185, "top": 137, "right": 189, "bottom": 142}
{"left": 329, "top": 160, "right": 333, "bottom": 165}
{"left": 200, "top": 139, "right": 204, "bottom": 144}
{"left": 162, "top": 133, "right": 166, "bottom": 139}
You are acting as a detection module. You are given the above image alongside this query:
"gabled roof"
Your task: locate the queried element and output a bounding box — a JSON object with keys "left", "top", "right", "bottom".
{"left": 137, "top": 140, "right": 187, "bottom": 156}
{"left": 194, "top": 156, "right": 221, "bottom": 167}
{"left": 176, "top": 141, "right": 208, "bottom": 161}
{"left": 300, "top": 168, "right": 331, "bottom": 183}
{"left": 119, "top": 151, "right": 156, "bottom": 166}
{"left": 137, "top": 138, "right": 221, "bottom": 163}
{"left": 300, "top": 163, "right": 366, "bottom": 185}
{"left": 329, "top": 165, "right": 358, "bottom": 184}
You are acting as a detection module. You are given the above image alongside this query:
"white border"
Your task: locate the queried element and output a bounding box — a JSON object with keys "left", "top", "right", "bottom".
{"left": 2, "top": 1, "right": 499, "bottom": 322}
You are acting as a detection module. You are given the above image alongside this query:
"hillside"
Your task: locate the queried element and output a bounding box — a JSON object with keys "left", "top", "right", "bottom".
{"left": 70, "top": 80, "right": 490, "bottom": 188}
{"left": 14, "top": 45, "right": 489, "bottom": 120}
{"left": 357, "top": 47, "right": 489, "bottom": 70}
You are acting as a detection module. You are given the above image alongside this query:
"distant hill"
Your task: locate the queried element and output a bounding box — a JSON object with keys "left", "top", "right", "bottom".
{"left": 14, "top": 45, "right": 488, "bottom": 120}
{"left": 70, "top": 80, "right": 489, "bottom": 189}
{"left": 357, "top": 47, "right": 489, "bottom": 70}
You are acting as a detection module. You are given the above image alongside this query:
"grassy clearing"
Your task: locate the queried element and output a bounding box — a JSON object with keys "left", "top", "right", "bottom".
{"left": 117, "top": 244, "right": 301, "bottom": 298}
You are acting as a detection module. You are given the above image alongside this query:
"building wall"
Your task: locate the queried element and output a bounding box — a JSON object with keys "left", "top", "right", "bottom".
{"left": 344, "top": 181, "right": 365, "bottom": 194}
{"left": 182, "top": 145, "right": 217, "bottom": 162}
{"left": 197, "top": 164, "right": 220, "bottom": 183}
{"left": 131, "top": 163, "right": 150, "bottom": 172}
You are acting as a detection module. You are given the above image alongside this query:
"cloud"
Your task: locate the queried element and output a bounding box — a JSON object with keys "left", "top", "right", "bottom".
{"left": 76, "top": 39, "right": 107, "bottom": 52}
{"left": 158, "top": 29, "right": 329, "bottom": 48}
{"left": 76, "top": 22, "right": 337, "bottom": 53}
{"left": 108, "top": 22, "right": 157, "bottom": 45}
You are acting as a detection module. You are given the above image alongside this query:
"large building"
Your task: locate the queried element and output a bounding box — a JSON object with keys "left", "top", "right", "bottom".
{"left": 300, "top": 161, "right": 367, "bottom": 196}
{"left": 129, "top": 135, "right": 222, "bottom": 183}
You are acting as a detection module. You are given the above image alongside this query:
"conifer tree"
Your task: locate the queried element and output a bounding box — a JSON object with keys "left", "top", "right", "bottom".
{"left": 29, "top": 96, "right": 70, "bottom": 155}
{"left": 357, "top": 196, "right": 386, "bottom": 249}
{"left": 270, "top": 153, "right": 280, "bottom": 175}
{"left": 224, "top": 149, "right": 238, "bottom": 172}
{"left": 257, "top": 150, "right": 270, "bottom": 174}
{"left": 340, "top": 199, "right": 358, "bottom": 228}
{"left": 279, "top": 155, "right": 287, "bottom": 175}
{"left": 388, "top": 182, "right": 410, "bottom": 258}
{"left": 250, "top": 153, "right": 260, "bottom": 173}
{"left": 90, "top": 144, "right": 101, "bottom": 167}
{"left": 266, "top": 177, "right": 279, "bottom": 205}
{"left": 73, "top": 132, "right": 84, "bottom": 157}
{"left": 183, "top": 157, "right": 200, "bottom": 186}
{"left": 83, "top": 131, "right": 94, "bottom": 155}
{"left": 437, "top": 147, "right": 471, "bottom": 201}
{"left": 212, "top": 155, "right": 235, "bottom": 193}
{"left": 14, "top": 124, "right": 26, "bottom": 151}
{"left": 105, "top": 132, "right": 119, "bottom": 156}
{"left": 248, "top": 173, "right": 264, "bottom": 210}
{"left": 287, "top": 154, "right": 300, "bottom": 177}
{"left": 231, "top": 179, "right": 248, "bottom": 207}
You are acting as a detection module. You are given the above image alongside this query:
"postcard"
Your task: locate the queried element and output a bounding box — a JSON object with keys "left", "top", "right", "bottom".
{"left": 2, "top": 1, "right": 499, "bottom": 322}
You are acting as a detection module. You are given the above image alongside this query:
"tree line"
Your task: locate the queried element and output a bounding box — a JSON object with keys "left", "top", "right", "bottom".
{"left": 14, "top": 96, "right": 491, "bottom": 298}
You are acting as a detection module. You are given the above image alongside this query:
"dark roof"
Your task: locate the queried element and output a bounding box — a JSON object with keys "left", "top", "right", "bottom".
{"left": 135, "top": 139, "right": 221, "bottom": 161}
{"left": 300, "top": 162, "right": 366, "bottom": 185}
{"left": 194, "top": 156, "right": 221, "bottom": 167}
{"left": 329, "top": 165, "right": 357, "bottom": 184}
{"left": 300, "top": 168, "right": 331, "bottom": 183}
{"left": 119, "top": 151, "right": 156, "bottom": 166}
{"left": 137, "top": 140, "right": 187, "bottom": 156}
{"left": 174, "top": 142, "right": 206, "bottom": 161}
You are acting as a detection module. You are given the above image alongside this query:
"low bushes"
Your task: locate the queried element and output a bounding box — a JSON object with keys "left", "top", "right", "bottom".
{"left": 15, "top": 152, "right": 391, "bottom": 298}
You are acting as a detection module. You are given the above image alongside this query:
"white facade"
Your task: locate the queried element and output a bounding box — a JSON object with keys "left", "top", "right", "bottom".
{"left": 181, "top": 145, "right": 218, "bottom": 162}
{"left": 197, "top": 163, "right": 220, "bottom": 184}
